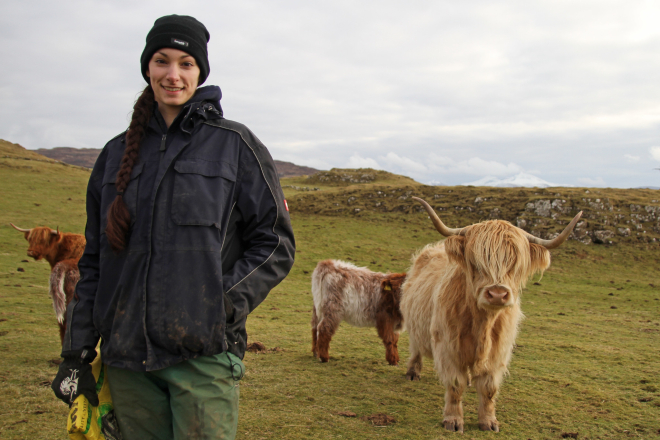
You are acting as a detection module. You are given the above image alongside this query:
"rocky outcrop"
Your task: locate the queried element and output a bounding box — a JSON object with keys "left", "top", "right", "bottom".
{"left": 286, "top": 184, "right": 660, "bottom": 246}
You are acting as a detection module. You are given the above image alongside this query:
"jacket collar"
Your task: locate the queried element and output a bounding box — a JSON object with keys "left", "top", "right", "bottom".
{"left": 148, "top": 85, "right": 223, "bottom": 134}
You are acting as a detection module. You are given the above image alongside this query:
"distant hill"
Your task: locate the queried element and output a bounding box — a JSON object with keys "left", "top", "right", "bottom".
{"left": 36, "top": 147, "right": 100, "bottom": 168}
{"left": 273, "top": 161, "right": 320, "bottom": 178}
{"left": 34, "top": 147, "right": 320, "bottom": 177}
{"left": 303, "top": 168, "right": 420, "bottom": 187}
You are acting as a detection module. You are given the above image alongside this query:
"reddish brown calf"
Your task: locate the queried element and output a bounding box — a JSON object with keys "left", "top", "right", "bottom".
{"left": 311, "top": 259, "right": 406, "bottom": 365}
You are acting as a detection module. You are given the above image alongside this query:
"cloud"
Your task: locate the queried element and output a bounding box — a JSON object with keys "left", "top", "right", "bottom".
{"left": 576, "top": 177, "right": 606, "bottom": 187}
{"left": 379, "top": 152, "right": 427, "bottom": 174}
{"left": 345, "top": 154, "right": 382, "bottom": 169}
{"left": 427, "top": 155, "right": 523, "bottom": 177}
{"left": 650, "top": 146, "right": 660, "bottom": 162}
{"left": 624, "top": 154, "right": 640, "bottom": 162}
{"left": 2, "top": 1, "right": 660, "bottom": 188}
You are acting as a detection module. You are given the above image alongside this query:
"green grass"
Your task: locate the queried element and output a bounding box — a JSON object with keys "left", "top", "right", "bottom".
{"left": 1, "top": 141, "right": 659, "bottom": 439}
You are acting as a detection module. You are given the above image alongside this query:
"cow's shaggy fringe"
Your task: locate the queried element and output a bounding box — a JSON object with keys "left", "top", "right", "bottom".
{"left": 105, "top": 84, "right": 155, "bottom": 252}
{"left": 311, "top": 259, "right": 406, "bottom": 365}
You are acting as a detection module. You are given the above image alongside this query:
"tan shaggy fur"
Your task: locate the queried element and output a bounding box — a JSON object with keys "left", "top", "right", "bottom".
{"left": 311, "top": 259, "right": 406, "bottom": 365}
{"left": 400, "top": 220, "right": 551, "bottom": 433}
{"left": 14, "top": 225, "right": 85, "bottom": 345}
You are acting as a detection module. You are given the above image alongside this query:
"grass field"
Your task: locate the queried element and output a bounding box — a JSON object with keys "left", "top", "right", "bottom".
{"left": 1, "top": 141, "right": 659, "bottom": 439}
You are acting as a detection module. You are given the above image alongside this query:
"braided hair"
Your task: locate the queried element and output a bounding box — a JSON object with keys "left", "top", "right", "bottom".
{"left": 105, "top": 85, "right": 155, "bottom": 252}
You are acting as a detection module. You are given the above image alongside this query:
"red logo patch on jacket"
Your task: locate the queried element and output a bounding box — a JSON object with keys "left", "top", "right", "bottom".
{"left": 284, "top": 199, "right": 289, "bottom": 211}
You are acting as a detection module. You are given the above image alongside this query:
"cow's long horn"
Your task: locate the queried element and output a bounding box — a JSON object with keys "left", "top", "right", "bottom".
{"left": 412, "top": 197, "right": 465, "bottom": 237}
{"left": 10, "top": 223, "right": 31, "bottom": 233}
{"left": 51, "top": 226, "right": 59, "bottom": 236}
{"left": 524, "top": 211, "right": 583, "bottom": 249}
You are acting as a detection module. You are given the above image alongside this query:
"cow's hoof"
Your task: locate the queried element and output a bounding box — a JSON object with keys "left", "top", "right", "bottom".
{"left": 443, "top": 419, "right": 464, "bottom": 433}
{"left": 319, "top": 356, "right": 329, "bottom": 363}
{"left": 406, "top": 371, "right": 420, "bottom": 381}
{"left": 478, "top": 420, "right": 500, "bottom": 432}
{"left": 387, "top": 360, "right": 398, "bottom": 366}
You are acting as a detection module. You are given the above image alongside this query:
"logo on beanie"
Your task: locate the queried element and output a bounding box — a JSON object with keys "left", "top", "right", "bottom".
{"left": 171, "top": 38, "right": 189, "bottom": 47}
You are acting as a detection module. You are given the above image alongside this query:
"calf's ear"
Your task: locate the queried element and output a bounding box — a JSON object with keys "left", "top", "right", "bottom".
{"left": 529, "top": 243, "right": 551, "bottom": 274}
{"left": 444, "top": 236, "right": 466, "bottom": 267}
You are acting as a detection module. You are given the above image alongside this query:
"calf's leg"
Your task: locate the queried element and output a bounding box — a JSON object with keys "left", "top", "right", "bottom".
{"left": 311, "top": 307, "right": 319, "bottom": 358}
{"left": 473, "top": 372, "right": 501, "bottom": 432}
{"left": 376, "top": 314, "right": 399, "bottom": 366}
{"left": 315, "top": 311, "right": 342, "bottom": 363}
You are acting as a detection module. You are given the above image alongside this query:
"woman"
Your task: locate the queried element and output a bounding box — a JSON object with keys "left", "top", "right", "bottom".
{"left": 52, "top": 15, "right": 295, "bottom": 439}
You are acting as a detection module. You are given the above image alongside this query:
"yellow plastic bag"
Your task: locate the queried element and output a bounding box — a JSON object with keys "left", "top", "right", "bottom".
{"left": 67, "top": 352, "right": 116, "bottom": 440}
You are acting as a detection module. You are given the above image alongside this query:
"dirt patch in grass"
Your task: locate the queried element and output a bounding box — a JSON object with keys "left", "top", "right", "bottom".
{"left": 360, "top": 413, "right": 396, "bottom": 426}
{"left": 246, "top": 341, "right": 284, "bottom": 354}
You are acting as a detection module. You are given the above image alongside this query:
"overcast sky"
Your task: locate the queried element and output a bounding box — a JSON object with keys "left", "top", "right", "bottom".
{"left": 2, "top": 0, "right": 659, "bottom": 187}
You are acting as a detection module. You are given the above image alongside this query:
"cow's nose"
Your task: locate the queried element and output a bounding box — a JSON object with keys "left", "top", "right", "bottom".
{"left": 485, "top": 287, "right": 509, "bottom": 305}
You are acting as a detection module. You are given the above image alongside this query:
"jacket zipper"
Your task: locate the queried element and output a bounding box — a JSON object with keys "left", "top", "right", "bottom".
{"left": 160, "top": 134, "right": 167, "bottom": 151}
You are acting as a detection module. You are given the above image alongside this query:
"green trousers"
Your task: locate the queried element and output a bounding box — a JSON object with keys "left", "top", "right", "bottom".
{"left": 106, "top": 352, "right": 244, "bottom": 440}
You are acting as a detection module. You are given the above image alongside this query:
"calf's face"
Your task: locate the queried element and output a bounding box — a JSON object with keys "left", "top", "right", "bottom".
{"left": 444, "top": 221, "right": 551, "bottom": 310}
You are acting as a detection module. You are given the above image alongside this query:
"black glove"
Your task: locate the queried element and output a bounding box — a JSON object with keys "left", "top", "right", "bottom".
{"left": 51, "top": 349, "right": 99, "bottom": 406}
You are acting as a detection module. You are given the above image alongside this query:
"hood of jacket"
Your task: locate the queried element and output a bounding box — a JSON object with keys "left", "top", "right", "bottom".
{"left": 151, "top": 85, "right": 224, "bottom": 134}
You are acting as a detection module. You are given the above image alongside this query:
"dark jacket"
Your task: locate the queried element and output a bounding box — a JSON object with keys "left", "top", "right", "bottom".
{"left": 63, "top": 86, "right": 295, "bottom": 372}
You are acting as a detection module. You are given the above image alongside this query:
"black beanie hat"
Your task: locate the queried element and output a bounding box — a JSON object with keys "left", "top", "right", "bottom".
{"left": 140, "top": 15, "right": 210, "bottom": 85}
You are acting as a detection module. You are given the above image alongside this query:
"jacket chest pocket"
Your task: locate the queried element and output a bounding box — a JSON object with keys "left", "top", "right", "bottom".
{"left": 100, "top": 163, "right": 144, "bottom": 233}
{"left": 172, "top": 159, "right": 237, "bottom": 226}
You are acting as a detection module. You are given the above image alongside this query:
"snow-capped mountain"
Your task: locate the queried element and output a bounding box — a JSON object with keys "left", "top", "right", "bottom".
{"left": 462, "top": 172, "right": 571, "bottom": 188}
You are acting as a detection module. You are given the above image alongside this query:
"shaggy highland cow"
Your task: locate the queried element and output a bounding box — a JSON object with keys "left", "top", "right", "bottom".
{"left": 401, "top": 197, "right": 581, "bottom": 433}
{"left": 11, "top": 223, "right": 85, "bottom": 344}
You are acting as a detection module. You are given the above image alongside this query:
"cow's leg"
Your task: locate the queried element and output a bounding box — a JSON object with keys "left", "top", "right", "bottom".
{"left": 437, "top": 349, "right": 468, "bottom": 433}
{"left": 59, "top": 322, "right": 66, "bottom": 346}
{"left": 405, "top": 340, "right": 423, "bottom": 380}
{"left": 315, "top": 309, "right": 342, "bottom": 363}
{"left": 311, "top": 307, "right": 319, "bottom": 358}
{"left": 440, "top": 371, "right": 467, "bottom": 433}
{"left": 376, "top": 314, "right": 399, "bottom": 366}
{"left": 473, "top": 372, "right": 502, "bottom": 432}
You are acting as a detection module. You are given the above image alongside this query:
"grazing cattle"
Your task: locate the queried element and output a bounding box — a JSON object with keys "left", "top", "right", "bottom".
{"left": 11, "top": 223, "right": 85, "bottom": 344}
{"left": 311, "top": 259, "right": 406, "bottom": 365}
{"left": 400, "top": 197, "right": 581, "bottom": 433}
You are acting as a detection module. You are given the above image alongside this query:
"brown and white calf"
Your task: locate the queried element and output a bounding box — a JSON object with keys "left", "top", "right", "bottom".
{"left": 11, "top": 223, "right": 85, "bottom": 345}
{"left": 400, "top": 197, "right": 581, "bottom": 433}
{"left": 311, "top": 259, "right": 406, "bottom": 365}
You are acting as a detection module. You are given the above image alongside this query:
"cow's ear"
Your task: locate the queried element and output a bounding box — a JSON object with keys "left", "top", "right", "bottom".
{"left": 529, "top": 243, "right": 551, "bottom": 274}
{"left": 444, "top": 236, "right": 466, "bottom": 267}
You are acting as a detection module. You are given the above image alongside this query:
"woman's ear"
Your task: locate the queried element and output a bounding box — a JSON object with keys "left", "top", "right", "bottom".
{"left": 444, "top": 235, "right": 466, "bottom": 267}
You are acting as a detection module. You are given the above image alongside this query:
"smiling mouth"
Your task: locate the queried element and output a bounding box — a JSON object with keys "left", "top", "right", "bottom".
{"left": 163, "top": 86, "right": 183, "bottom": 92}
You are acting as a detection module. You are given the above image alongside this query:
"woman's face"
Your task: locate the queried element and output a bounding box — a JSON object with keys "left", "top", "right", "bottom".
{"left": 146, "top": 47, "right": 200, "bottom": 114}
